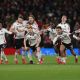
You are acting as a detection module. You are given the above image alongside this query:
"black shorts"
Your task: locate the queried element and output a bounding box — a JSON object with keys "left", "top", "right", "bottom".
{"left": 62, "top": 42, "right": 73, "bottom": 50}
{"left": 40, "top": 35, "right": 44, "bottom": 47}
{"left": 26, "top": 40, "right": 36, "bottom": 52}
{"left": 14, "top": 38, "right": 24, "bottom": 49}
{"left": 38, "top": 40, "right": 43, "bottom": 48}
{"left": 53, "top": 39, "right": 61, "bottom": 49}
{"left": 0, "top": 44, "right": 7, "bottom": 51}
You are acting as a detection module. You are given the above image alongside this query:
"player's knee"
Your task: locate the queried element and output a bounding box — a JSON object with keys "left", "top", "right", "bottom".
{"left": 25, "top": 47, "right": 30, "bottom": 51}
{"left": 37, "top": 47, "right": 40, "bottom": 52}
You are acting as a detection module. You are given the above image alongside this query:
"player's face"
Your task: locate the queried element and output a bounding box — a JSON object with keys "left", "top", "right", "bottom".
{"left": 28, "top": 28, "right": 33, "bottom": 32}
{"left": 61, "top": 16, "right": 67, "bottom": 22}
{"left": 0, "top": 23, "right": 2, "bottom": 30}
{"left": 56, "top": 28, "right": 62, "bottom": 34}
{"left": 29, "top": 17, "right": 34, "bottom": 24}
{"left": 17, "top": 18, "right": 23, "bottom": 23}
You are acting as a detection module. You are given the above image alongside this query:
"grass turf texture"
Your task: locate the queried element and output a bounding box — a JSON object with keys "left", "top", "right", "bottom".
{"left": 0, "top": 56, "right": 80, "bottom": 80}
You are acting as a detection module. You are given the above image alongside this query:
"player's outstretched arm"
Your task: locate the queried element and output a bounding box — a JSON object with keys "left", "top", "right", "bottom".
{"left": 3, "top": 28, "right": 12, "bottom": 34}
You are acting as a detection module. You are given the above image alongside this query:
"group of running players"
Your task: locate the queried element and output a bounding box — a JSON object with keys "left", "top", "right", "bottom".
{"left": 0, "top": 14, "right": 79, "bottom": 64}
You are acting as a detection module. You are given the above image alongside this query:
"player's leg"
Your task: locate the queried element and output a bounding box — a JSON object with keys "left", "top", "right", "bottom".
{"left": 59, "top": 44, "right": 66, "bottom": 64}
{"left": 32, "top": 45, "right": 43, "bottom": 64}
{"left": 14, "top": 39, "right": 24, "bottom": 64}
{"left": 25, "top": 46, "right": 33, "bottom": 64}
{"left": 53, "top": 39, "right": 62, "bottom": 63}
{"left": 14, "top": 49, "right": 19, "bottom": 64}
{"left": 20, "top": 38, "right": 27, "bottom": 64}
{"left": 27, "top": 48, "right": 33, "bottom": 64}
{"left": 14, "top": 39, "right": 19, "bottom": 64}
{"left": 36, "top": 47, "right": 43, "bottom": 64}
{"left": 25, "top": 40, "right": 33, "bottom": 64}
{"left": 69, "top": 44, "right": 78, "bottom": 63}
{"left": 0, "top": 47, "right": 2, "bottom": 64}
{"left": 54, "top": 39, "right": 61, "bottom": 56}
{"left": 30, "top": 46, "right": 37, "bottom": 64}
{"left": 54, "top": 44, "right": 61, "bottom": 63}
{"left": 1, "top": 48, "right": 8, "bottom": 64}
{"left": 0, "top": 44, "right": 8, "bottom": 64}
{"left": 21, "top": 47, "right": 27, "bottom": 64}
{"left": 54, "top": 45, "right": 60, "bottom": 56}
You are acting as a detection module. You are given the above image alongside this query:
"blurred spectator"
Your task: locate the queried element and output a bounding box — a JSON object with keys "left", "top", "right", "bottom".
{"left": 74, "top": 21, "right": 80, "bottom": 31}
{"left": 0, "top": 0, "right": 80, "bottom": 29}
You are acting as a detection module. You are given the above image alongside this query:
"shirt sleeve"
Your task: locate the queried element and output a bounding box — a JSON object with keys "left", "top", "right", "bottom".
{"left": 48, "top": 28, "right": 56, "bottom": 33}
{"left": 73, "top": 35, "right": 78, "bottom": 40}
{"left": 66, "top": 24, "right": 70, "bottom": 33}
{"left": 3, "top": 28, "right": 12, "bottom": 34}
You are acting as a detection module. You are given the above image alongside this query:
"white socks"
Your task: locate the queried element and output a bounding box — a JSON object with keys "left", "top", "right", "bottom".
{"left": 1, "top": 50, "right": 8, "bottom": 61}
{"left": 27, "top": 51, "right": 32, "bottom": 61}
{"left": 36, "top": 51, "right": 42, "bottom": 61}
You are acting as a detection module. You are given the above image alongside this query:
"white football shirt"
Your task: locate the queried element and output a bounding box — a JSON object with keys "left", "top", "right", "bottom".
{"left": 12, "top": 21, "right": 25, "bottom": 39}
{"left": 57, "top": 23, "right": 70, "bottom": 33}
{"left": 0, "top": 28, "right": 12, "bottom": 45}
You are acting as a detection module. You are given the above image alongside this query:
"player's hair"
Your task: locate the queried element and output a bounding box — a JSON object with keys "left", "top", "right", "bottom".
{"left": 56, "top": 26, "right": 62, "bottom": 29}
{"left": 18, "top": 15, "right": 24, "bottom": 19}
{"left": 27, "top": 25, "right": 32, "bottom": 29}
{"left": 29, "top": 15, "right": 35, "bottom": 19}
{"left": 62, "top": 15, "right": 67, "bottom": 18}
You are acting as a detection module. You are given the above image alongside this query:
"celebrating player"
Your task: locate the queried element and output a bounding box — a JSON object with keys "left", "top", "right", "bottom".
{"left": 57, "top": 15, "right": 70, "bottom": 33}
{"left": 54, "top": 26, "right": 78, "bottom": 64}
{"left": 10, "top": 16, "right": 26, "bottom": 64}
{"left": 0, "top": 22, "right": 12, "bottom": 64}
{"left": 24, "top": 25, "right": 43, "bottom": 64}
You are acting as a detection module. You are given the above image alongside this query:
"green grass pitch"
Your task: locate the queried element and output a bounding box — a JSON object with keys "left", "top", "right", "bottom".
{"left": 0, "top": 56, "right": 80, "bottom": 80}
